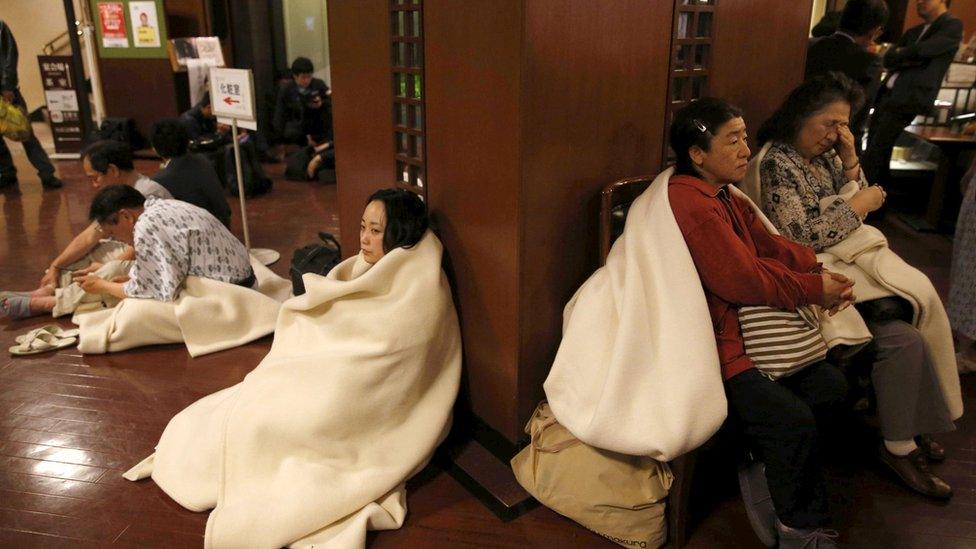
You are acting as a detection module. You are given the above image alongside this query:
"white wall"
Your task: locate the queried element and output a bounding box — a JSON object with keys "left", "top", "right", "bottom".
{"left": 282, "top": 0, "right": 331, "bottom": 86}
{"left": 2, "top": 0, "right": 78, "bottom": 109}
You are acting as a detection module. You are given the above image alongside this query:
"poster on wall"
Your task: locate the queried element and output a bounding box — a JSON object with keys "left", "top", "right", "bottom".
{"left": 129, "top": 1, "right": 161, "bottom": 48}
{"left": 37, "top": 56, "right": 84, "bottom": 155}
{"left": 97, "top": 2, "right": 129, "bottom": 48}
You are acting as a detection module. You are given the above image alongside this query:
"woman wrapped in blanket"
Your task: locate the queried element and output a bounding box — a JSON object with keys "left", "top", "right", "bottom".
{"left": 757, "top": 72, "right": 955, "bottom": 501}
{"left": 667, "top": 98, "right": 856, "bottom": 549}
{"left": 123, "top": 189, "right": 462, "bottom": 549}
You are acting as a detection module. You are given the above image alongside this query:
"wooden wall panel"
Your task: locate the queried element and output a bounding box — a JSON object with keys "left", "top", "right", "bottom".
{"left": 710, "top": 0, "right": 815, "bottom": 140}
{"left": 424, "top": 1, "right": 524, "bottom": 439}
{"left": 327, "top": 0, "right": 394, "bottom": 257}
{"left": 99, "top": 59, "right": 181, "bottom": 137}
{"left": 517, "top": 0, "right": 675, "bottom": 430}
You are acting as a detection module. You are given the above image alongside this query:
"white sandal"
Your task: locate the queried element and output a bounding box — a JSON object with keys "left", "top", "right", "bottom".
{"left": 9, "top": 328, "right": 78, "bottom": 356}
{"left": 14, "top": 325, "right": 79, "bottom": 344}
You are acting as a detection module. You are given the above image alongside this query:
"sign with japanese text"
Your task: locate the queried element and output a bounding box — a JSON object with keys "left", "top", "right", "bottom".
{"left": 210, "top": 68, "right": 257, "bottom": 130}
{"left": 97, "top": 2, "right": 129, "bottom": 48}
{"left": 37, "top": 56, "right": 84, "bottom": 154}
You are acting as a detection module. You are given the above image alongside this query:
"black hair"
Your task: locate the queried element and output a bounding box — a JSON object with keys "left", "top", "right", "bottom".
{"left": 811, "top": 11, "right": 842, "bottom": 38}
{"left": 669, "top": 97, "right": 744, "bottom": 177}
{"left": 757, "top": 72, "right": 864, "bottom": 146}
{"left": 365, "top": 188, "right": 428, "bottom": 253}
{"left": 81, "top": 140, "right": 134, "bottom": 173}
{"left": 88, "top": 184, "right": 146, "bottom": 222}
{"left": 839, "top": 0, "right": 889, "bottom": 36}
{"left": 291, "top": 57, "right": 314, "bottom": 76}
{"left": 946, "top": 0, "right": 952, "bottom": 8}
{"left": 150, "top": 118, "right": 190, "bottom": 158}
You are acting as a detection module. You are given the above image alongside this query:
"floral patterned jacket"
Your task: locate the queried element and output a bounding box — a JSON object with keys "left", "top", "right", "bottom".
{"left": 759, "top": 141, "right": 867, "bottom": 252}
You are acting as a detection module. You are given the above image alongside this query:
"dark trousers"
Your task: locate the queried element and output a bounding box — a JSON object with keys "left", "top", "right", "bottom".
{"left": 862, "top": 101, "right": 918, "bottom": 185}
{"left": 725, "top": 362, "right": 849, "bottom": 529}
{"left": 0, "top": 90, "right": 55, "bottom": 183}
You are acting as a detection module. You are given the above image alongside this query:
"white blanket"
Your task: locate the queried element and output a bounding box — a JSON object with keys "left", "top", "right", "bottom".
{"left": 124, "top": 232, "right": 462, "bottom": 548}
{"left": 544, "top": 169, "right": 727, "bottom": 460}
{"left": 744, "top": 147, "right": 963, "bottom": 418}
{"left": 545, "top": 169, "right": 874, "bottom": 460}
{"left": 75, "top": 257, "right": 292, "bottom": 357}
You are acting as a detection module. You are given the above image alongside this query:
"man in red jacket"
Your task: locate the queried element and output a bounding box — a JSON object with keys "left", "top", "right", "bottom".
{"left": 667, "top": 98, "right": 855, "bottom": 549}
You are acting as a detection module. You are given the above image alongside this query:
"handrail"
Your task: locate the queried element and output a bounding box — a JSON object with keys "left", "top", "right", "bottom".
{"left": 42, "top": 30, "right": 70, "bottom": 55}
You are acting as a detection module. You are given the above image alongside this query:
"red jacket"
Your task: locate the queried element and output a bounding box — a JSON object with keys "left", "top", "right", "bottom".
{"left": 668, "top": 174, "right": 826, "bottom": 380}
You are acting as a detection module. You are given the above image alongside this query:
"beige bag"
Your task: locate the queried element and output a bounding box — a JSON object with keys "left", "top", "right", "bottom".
{"left": 511, "top": 401, "right": 672, "bottom": 549}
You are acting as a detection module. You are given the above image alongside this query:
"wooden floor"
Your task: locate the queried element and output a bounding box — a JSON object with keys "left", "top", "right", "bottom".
{"left": 0, "top": 150, "right": 974, "bottom": 548}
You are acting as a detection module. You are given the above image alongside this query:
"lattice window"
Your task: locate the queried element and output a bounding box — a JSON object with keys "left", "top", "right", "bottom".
{"left": 664, "top": 0, "right": 717, "bottom": 164}
{"left": 391, "top": 0, "right": 426, "bottom": 198}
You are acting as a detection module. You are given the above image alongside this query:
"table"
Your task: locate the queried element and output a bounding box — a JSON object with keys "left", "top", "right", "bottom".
{"left": 903, "top": 125, "right": 976, "bottom": 231}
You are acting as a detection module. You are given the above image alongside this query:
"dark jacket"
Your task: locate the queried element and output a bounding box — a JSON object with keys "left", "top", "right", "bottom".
{"left": 272, "top": 78, "right": 332, "bottom": 143}
{"left": 805, "top": 33, "right": 883, "bottom": 134}
{"left": 179, "top": 106, "right": 218, "bottom": 140}
{"left": 0, "top": 20, "right": 19, "bottom": 92}
{"left": 881, "top": 12, "right": 963, "bottom": 114}
{"left": 152, "top": 154, "right": 232, "bottom": 228}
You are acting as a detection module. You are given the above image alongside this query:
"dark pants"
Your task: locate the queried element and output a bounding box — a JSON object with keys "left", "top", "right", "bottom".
{"left": 725, "top": 362, "right": 849, "bottom": 529}
{"left": 0, "top": 90, "right": 55, "bottom": 183}
{"left": 862, "top": 101, "right": 918, "bottom": 186}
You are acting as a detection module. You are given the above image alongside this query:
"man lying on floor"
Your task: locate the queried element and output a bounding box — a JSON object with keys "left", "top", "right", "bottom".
{"left": 70, "top": 184, "right": 289, "bottom": 357}
{"left": 0, "top": 141, "right": 171, "bottom": 319}
{"left": 123, "top": 189, "right": 462, "bottom": 548}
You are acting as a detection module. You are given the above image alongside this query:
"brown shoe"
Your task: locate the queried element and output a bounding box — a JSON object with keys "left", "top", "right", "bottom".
{"left": 879, "top": 446, "right": 952, "bottom": 499}
{"left": 916, "top": 435, "right": 946, "bottom": 462}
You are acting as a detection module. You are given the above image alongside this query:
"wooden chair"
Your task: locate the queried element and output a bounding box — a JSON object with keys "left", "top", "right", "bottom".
{"left": 599, "top": 175, "right": 699, "bottom": 549}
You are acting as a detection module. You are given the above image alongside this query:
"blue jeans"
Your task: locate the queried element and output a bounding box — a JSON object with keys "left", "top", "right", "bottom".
{"left": 0, "top": 90, "right": 55, "bottom": 182}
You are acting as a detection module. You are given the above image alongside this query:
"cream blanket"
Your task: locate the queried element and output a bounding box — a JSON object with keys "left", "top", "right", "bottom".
{"left": 544, "top": 169, "right": 726, "bottom": 460}
{"left": 75, "top": 257, "right": 292, "bottom": 357}
{"left": 545, "top": 169, "right": 874, "bottom": 460}
{"left": 123, "top": 232, "right": 462, "bottom": 548}
{"left": 744, "top": 145, "right": 963, "bottom": 419}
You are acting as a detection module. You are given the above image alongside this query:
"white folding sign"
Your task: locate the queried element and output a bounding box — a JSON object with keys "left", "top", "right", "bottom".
{"left": 210, "top": 67, "right": 257, "bottom": 130}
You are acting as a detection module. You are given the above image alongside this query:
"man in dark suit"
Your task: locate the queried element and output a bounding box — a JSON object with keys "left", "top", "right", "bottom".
{"left": 863, "top": 0, "right": 962, "bottom": 185}
{"left": 805, "top": 0, "right": 888, "bottom": 152}
{"left": 149, "top": 119, "right": 232, "bottom": 228}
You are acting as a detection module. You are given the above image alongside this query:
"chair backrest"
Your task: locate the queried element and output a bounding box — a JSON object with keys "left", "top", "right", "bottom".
{"left": 599, "top": 176, "right": 654, "bottom": 265}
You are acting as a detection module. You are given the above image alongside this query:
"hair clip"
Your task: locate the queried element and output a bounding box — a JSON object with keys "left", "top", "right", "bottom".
{"left": 692, "top": 119, "right": 708, "bottom": 133}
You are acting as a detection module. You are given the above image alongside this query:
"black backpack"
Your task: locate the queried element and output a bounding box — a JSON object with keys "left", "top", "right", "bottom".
{"left": 290, "top": 232, "right": 342, "bottom": 295}
{"left": 95, "top": 117, "right": 146, "bottom": 150}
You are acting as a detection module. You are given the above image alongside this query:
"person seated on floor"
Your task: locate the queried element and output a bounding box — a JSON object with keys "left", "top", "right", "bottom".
{"left": 0, "top": 141, "right": 172, "bottom": 320}
{"left": 150, "top": 118, "right": 232, "bottom": 228}
{"left": 122, "top": 188, "right": 462, "bottom": 548}
{"left": 669, "top": 98, "right": 857, "bottom": 548}
{"left": 273, "top": 56, "right": 332, "bottom": 147}
{"left": 756, "top": 72, "right": 958, "bottom": 500}
{"left": 75, "top": 185, "right": 253, "bottom": 304}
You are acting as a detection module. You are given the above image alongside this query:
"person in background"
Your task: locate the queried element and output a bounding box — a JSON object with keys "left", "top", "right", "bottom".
{"left": 0, "top": 20, "right": 62, "bottom": 190}
{"left": 273, "top": 57, "right": 332, "bottom": 147}
{"left": 805, "top": 0, "right": 888, "bottom": 151}
{"left": 811, "top": 11, "right": 843, "bottom": 39}
{"left": 78, "top": 185, "right": 254, "bottom": 303}
{"left": 950, "top": 160, "right": 976, "bottom": 372}
{"left": 0, "top": 141, "right": 170, "bottom": 318}
{"left": 862, "top": 0, "right": 962, "bottom": 186}
{"left": 150, "top": 118, "right": 232, "bottom": 228}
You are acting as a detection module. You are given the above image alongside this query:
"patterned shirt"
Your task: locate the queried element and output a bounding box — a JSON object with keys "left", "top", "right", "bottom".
{"left": 759, "top": 141, "right": 867, "bottom": 252}
{"left": 123, "top": 198, "right": 251, "bottom": 302}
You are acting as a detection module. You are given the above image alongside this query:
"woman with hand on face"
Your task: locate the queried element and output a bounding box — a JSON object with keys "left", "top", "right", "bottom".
{"left": 758, "top": 72, "right": 956, "bottom": 502}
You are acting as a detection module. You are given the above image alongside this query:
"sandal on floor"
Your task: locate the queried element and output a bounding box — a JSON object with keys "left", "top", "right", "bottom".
{"left": 9, "top": 329, "right": 78, "bottom": 356}
{"left": 15, "top": 325, "right": 79, "bottom": 344}
{"left": 0, "top": 295, "right": 39, "bottom": 320}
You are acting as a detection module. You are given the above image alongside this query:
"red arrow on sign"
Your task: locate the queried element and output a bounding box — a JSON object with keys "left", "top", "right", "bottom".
{"left": 223, "top": 96, "right": 240, "bottom": 105}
